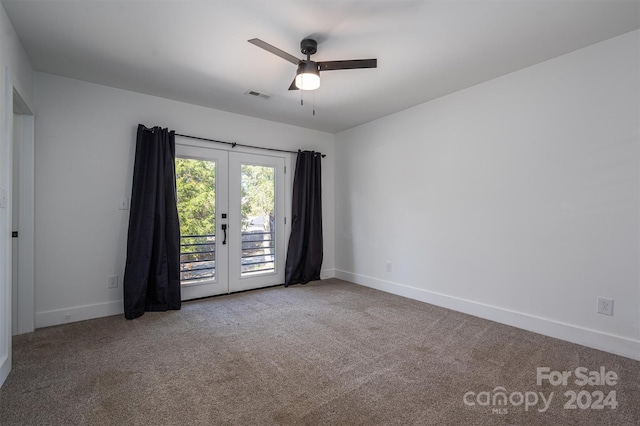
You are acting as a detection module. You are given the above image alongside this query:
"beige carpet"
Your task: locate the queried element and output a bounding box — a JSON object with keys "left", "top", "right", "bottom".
{"left": 0, "top": 279, "right": 638, "bottom": 425}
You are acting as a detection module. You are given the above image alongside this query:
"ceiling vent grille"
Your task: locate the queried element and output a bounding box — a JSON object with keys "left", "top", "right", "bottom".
{"left": 245, "top": 90, "right": 271, "bottom": 100}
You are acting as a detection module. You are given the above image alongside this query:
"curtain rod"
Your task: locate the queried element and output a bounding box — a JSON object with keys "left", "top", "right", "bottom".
{"left": 173, "top": 132, "right": 326, "bottom": 158}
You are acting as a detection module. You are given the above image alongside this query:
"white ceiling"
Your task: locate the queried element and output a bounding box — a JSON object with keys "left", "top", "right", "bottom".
{"left": 2, "top": 0, "right": 639, "bottom": 133}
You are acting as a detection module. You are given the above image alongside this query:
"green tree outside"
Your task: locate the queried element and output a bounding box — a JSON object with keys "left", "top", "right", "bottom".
{"left": 175, "top": 158, "right": 216, "bottom": 237}
{"left": 175, "top": 158, "right": 276, "bottom": 278}
{"left": 240, "top": 164, "right": 275, "bottom": 231}
{"left": 175, "top": 160, "right": 275, "bottom": 235}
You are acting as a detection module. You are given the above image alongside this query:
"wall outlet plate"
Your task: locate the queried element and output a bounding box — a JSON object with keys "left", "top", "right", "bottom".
{"left": 107, "top": 275, "right": 118, "bottom": 289}
{"left": 597, "top": 297, "right": 614, "bottom": 316}
{"left": 118, "top": 197, "right": 129, "bottom": 210}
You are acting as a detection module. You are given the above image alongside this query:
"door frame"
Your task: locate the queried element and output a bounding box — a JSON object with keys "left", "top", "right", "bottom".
{"left": 175, "top": 138, "right": 293, "bottom": 298}
{"left": 1, "top": 68, "right": 36, "bottom": 389}
{"left": 12, "top": 93, "right": 35, "bottom": 335}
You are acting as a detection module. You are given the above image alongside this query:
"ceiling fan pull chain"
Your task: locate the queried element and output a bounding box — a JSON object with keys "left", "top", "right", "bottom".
{"left": 313, "top": 92, "right": 316, "bottom": 116}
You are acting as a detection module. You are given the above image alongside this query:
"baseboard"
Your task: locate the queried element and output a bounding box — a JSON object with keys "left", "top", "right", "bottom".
{"left": 0, "top": 353, "right": 10, "bottom": 388}
{"left": 33, "top": 271, "right": 338, "bottom": 328}
{"left": 35, "top": 300, "right": 123, "bottom": 329}
{"left": 321, "top": 268, "right": 336, "bottom": 279}
{"left": 335, "top": 269, "right": 640, "bottom": 361}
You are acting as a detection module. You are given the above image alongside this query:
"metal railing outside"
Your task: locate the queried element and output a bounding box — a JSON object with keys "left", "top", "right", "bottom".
{"left": 180, "top": 230, "right": 275, "bottom": 284}
{"left": 241, "top": 231, "right": 275, "bottom": 275}
{"left": 180, "top": 234, "right": 216, "bottom": 283}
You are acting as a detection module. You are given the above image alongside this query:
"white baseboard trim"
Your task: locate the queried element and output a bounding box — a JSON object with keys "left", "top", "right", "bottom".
{"left": 321, "top": 268, "right": 336, "bottom": 279}
{"left": 335, "top": 269, "right": 640, "bottom": 361}
{"left": 35, "top": 300, "right": 123, "bottom": 329}
{"left": 0, "top": 353, "right": 10, "bottom": 389}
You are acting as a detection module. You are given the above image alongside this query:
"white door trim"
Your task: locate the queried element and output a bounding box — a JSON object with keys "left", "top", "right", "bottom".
{"left": 1, "top": 68, "right": 13, "bottom": 387}
{"left": 1, "top": 68, "right": 36, "bottom": 389}
{"left": 15, "top": 112, "right": 35, "bottom": 334}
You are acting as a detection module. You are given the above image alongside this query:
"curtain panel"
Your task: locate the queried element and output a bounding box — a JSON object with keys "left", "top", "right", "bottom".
{"left": 284, "top": 151, "right": 323, "bottom": 286}
{"left": 123, "top": 125, "right": 181, "bottom": 319}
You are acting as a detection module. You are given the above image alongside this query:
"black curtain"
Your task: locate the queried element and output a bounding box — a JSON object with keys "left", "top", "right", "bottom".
{"left": 123, "top": 125, "right": 181, "bottom": 319}
{"left": 284, "top": 151, "right": 323, "bottom": 286}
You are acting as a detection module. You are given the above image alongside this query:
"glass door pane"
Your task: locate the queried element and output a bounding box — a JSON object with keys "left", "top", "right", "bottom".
{"left": 240, "top": 164, "right": 275, "bottom": 276}
{"left": 176, "top": 158, "right": 216, "bottom": 283}
{"left": 176, "top": 145, "right": 228, "bottom": 300}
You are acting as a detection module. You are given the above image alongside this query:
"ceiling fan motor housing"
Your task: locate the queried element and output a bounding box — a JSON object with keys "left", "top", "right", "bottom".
{"left": 247, "top": 37, "right": 377, "bottom": 91}
{"left": 300, "top": 38, "right": 317, "bottom": 56}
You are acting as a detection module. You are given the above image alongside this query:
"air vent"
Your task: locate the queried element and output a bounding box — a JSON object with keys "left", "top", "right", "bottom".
{"left": 244, "top": 90, "right": 271, "bottom": 100}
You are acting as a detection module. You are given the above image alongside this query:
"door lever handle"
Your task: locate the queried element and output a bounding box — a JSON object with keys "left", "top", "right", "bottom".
{"left": 221, "top": 224, "right": 227, "bottom": 245}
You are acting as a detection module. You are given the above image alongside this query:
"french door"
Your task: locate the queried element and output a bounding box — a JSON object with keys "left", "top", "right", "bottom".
{"left": 175, "top": 145, "right": 286, "bottom": 300}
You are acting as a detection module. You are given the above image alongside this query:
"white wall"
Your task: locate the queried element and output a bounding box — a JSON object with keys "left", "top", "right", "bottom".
{"left": 335, "top": 30, "right": 640, "bottom": 360}
{"left": 33, "top": 72, "right": 335, "bottom": 327}
{"left": 0, "top": 1, "right": 34, "bottom": 387}
{"left": 1, "top": 4, "right": 33, "bottom": 107}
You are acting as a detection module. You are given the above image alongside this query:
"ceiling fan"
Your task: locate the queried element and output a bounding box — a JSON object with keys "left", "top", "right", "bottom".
{"left": 248, "top": 38, "right": 377, "bottom": 91}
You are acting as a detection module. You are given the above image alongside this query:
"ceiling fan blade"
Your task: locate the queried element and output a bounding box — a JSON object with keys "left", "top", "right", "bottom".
{"left": 318, "top": 59, "right": 377, "bottom": 71}
{"left": 288, "top": 77, "right": 299, "bottom": 91}
{"left": 248, "top": 38, "right": 300, "bottom": 65}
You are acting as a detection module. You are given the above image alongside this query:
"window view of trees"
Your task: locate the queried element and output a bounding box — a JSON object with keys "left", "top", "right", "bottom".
{"left": 175, "top": 158, "right": 216, "bottom": 237}
{"left": 240, "top": 165, "right": 275, "bottom": 232}
{"left": 240, "top": 164, "right": 276, "bottom": 275}
{"left": 175, "top": 158, "right": 216, "bottom": 283}
{"left": 175, "top": 158, "right": 276, "bottom": 282}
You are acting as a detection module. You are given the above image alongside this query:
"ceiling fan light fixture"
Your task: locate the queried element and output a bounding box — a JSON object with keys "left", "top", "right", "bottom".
{"left": 295, "top": 61, "right": 320, "bottom": 90}
{"left": 248, "top": 37, "right": 377, "bottom": 93}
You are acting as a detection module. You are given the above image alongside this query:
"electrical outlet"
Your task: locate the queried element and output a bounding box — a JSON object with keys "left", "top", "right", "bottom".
{"left": 107, "top": 275, "right": 118, "bottom": 289}
{"left": 118, "top": 197, "right": 129, "bottom": 210}
{"left": 65, "top": 313, "right": 71, "bottom": 320}
{"left": 385, "top": 262, "right": 392, "bottom": 272}
{"left": 597, "top": 297, "right": 614, "bottom": 316}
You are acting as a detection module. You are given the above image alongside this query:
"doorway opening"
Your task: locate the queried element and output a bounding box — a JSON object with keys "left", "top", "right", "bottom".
{"left": 175, "top": 144, "right": 288, "bottom": 300}
{"left": 11, "top": 89, "right": 35, "bottom": 336}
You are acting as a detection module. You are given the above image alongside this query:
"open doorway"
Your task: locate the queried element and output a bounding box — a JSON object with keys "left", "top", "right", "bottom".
{"left": 11, "top": 89, "right": 35, "bottom": 336}
{"left": 1, "top": 70, "right": 36, "bottom": 388}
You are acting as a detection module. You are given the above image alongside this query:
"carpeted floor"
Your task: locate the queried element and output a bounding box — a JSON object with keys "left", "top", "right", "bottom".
{"left": 0, "top": 279, "right": 638, "bottom": 425}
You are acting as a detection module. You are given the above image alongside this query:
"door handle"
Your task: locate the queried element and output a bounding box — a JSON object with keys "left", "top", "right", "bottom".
{"left": 221, "top": 224, "right": 227, "bottom": 245}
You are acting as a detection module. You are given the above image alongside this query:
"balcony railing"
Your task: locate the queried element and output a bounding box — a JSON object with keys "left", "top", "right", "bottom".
{"left": 180, "top": 234, "right": 216, "bottom": 283}
{"left": 180, "top": 231, "right": 275, "bottom": 284}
